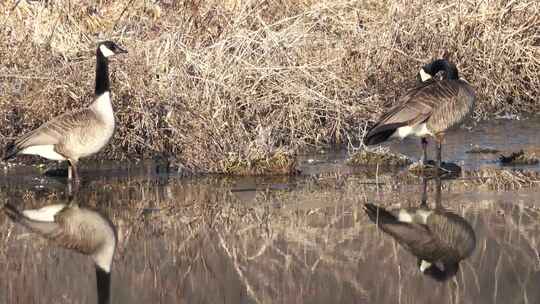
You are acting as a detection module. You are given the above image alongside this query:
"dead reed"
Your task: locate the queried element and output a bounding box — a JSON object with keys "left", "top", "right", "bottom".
{"left": 1, "top": 0, "right": 539, "bottom": 172}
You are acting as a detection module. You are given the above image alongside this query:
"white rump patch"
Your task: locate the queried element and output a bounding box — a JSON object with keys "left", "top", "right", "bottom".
{"left": 393, "top": 126, "right": 412, "bottom": 139}
{"left": 392, "top": 123, "right": 432, "bottom": 139}
{"left": 23, "top": 204, "right": 66, "bottom": 222}
{"left": 99, "top": 45, "right": 115, "bottom": 58}
{"left": 419, "top": 260, "right": 432, "bottom": 272}
{"left": 419, "top": 68, "right": 432, "bottom": 82}
{"left": 20, "top": 145, "right": 66, "bottom": 161}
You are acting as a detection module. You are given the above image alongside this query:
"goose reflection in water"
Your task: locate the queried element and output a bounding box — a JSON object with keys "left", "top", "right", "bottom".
{"left": 4, "top": 200, "right": 116, "bottom": 304}
{"left": 364, "top": 177, "right": 476, "bottom": 281}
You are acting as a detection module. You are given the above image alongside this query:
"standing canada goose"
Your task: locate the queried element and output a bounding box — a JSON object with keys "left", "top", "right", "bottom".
{"left": 364, "top": 178, "right": 476, "bottom": 281}
{"left": 364, "top": 59, "right": 476, "bottom": 169}
{"left": 4, "top": 202, "right": 117, "bottom": 304}
{"left": 2, "top": 41, "right": 128, "bottom": 181}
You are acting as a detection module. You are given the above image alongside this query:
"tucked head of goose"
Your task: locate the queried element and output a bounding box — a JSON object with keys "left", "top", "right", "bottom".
{"left": 418, "top": 259, "right": 459, "bottom": 282}
{"left": 98, "top": 41, "right": 128, "bottom": 58}
{"left": 417, "top": 68, "right": 432, "bottom": 82}
{"left": 416, "top": 59, "right": 459, "bottom": 83}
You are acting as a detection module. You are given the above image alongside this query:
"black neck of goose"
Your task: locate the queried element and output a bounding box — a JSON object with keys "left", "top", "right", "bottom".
{"left": 96, "top": 266, "right": 111, "bottom": 304}
{"left": 95, "top": 50, "right": 110, "bottom": 96}
{"left": 427, "top": 59, "right": 459, "bottom": 80}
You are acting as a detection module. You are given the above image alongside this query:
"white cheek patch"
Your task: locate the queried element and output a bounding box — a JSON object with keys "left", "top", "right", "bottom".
{"left": 419, "top": 69, "right": 432, "bottom": 82}
{"left": 419, "top": 260, "right": 432, "bottom": 272}
{"left": 99, "top": 45, "right": 115, "bottom": 58}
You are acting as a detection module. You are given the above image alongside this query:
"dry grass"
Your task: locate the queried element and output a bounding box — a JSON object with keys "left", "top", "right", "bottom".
{"left": 1, "top": 0, "right": 539, "bottom": 172}
{"left": 463, "top": 167, "right": 540, "bottom": 190}
{"left": 221, "top": 148, "right": 298, "bottom": 175}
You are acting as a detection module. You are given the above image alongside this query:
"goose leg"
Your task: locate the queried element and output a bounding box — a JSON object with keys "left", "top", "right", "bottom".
{"left": 436, "top": 135, "right": 443, "bottom": 172}
{"left": 434, "top": 175, "right": 442, "bottom": 209}
{"left": 68, "top": 159, "right": 80, "bottom": 182}
{"left": 67, "top": 162, "right": 73, "bottom": 180}
{"left": 437, "top": 141, "right": 442, "bottom": 169}
{"left": 420, "top": 177, "right": 428, "bottom": 206}
{"left": 421, "top": 137, "right": 428, "bottom": 165}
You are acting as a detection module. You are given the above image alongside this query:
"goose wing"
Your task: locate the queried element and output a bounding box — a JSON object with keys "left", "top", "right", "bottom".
{"left": 4, "top": 204, "right": 100, "bottom": 255}
{"left": 7, "top": 108, "right": 97, "bottom": 153}
{"left": 364, "top": 80, "right": 462, "bottom": 144}
{"left": 4, "top": 203, "right": 63, "bottom": 237}
{"left": 377, "top": 221, "right": 450, "bottom": 260}
{"left": 376, "top": 82, "right": 438, "bottom": 126}
{"left": 424, "top": 211, "right": 476, "bottom": 258}
{"left": 364, "top": 203, "right": 448, "bottom": 259}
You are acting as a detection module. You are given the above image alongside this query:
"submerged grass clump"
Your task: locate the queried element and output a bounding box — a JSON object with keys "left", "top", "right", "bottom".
{"left": 466, "top": 145, "right": 501, "bottom": 154}
{"left": 408, "top": 161, "right": 462, "bottom": 179}
{"left": 221, "top": 149, "right": 298, "bottom": 176}
{"left": 499, "top": 150, "right": 539, "bottom": 166}
{"left": 347, "top": 148, "right": 412, "bottom": 167}
{"left": 1, "top": 1, "right": 539, "bottom": 172}
{"left": 463, "top": 168, "right": 540, "bottom": 190}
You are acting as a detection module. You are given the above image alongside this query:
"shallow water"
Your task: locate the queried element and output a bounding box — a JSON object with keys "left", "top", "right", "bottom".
{"left": 298, "top": 117, "right": 540, "bottom": 174}
{"left": 0, "top": 119, "right": 539, "bottom": 304}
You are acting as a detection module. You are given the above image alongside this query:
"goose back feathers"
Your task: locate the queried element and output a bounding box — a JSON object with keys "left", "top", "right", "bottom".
{"left": 364, "top": 59, "right": 476, "bottom": 146}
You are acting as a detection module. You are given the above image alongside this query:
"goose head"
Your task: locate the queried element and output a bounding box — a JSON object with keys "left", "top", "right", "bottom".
{"left": 416, "top": 59, "right": 459, "bottom": 82}
{"left": 418, "top": 259, "right": 459, "bottom": 282}
{"left": 98, "top": 41, "right": 128, "bottom": 58}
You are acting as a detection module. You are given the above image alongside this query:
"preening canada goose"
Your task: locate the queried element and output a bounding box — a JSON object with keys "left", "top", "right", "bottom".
{"left": 4, "top": 202, "right": 117, "bottom": 304}
{"left": 2, "top": 41, "right": 128, "bottom": 181}
{"left": 364, "top": 59, "right": 476, "bottom": 169}
{"left": 364, "top": 178, "right": 476, "bottom": 281}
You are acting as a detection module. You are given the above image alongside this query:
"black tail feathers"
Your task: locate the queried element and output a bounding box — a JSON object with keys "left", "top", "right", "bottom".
{"left": 363, "top": 129, "right": 395, "bottom": 145}
{"left": 363, "top": 123, "right": 405, "bottom": 146}
{"left": 3, "top": 143, "right": 19, "bottom": 161}
{"left": 3, "top": 203, "right": 23, "bottom": 222}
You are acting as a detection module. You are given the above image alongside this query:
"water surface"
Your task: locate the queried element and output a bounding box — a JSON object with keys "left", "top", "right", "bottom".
{"left": 0, "top": 119, "right": 539, "bottom": 304}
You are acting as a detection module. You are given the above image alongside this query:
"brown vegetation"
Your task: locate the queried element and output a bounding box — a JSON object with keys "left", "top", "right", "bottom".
{"left": 499, "top": 150, "right": 539, "bottom": 166}
{"left": 1, "top": 0, "right": 539, "bottom": 172}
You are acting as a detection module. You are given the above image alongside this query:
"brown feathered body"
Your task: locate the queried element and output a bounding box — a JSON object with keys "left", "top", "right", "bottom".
{"left": 3, "top": 93, "right": 115, "bottom": 162}
{"left": 365, "top": 74, "right": 476, "bottom": 146}
{"left": 4, "top": 203, "right": 117, "bottom": 304}
{"left": 4, "top": 203, "right": 116, "bottom": 271}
